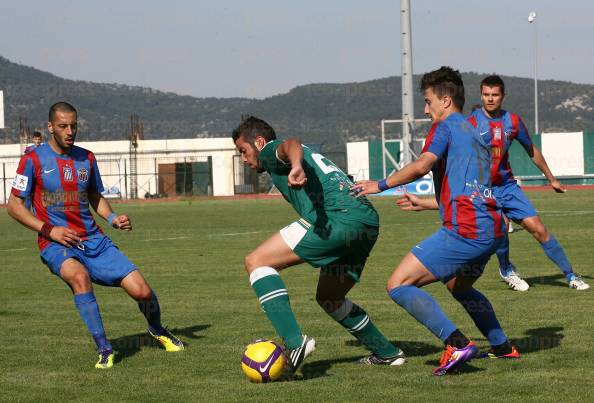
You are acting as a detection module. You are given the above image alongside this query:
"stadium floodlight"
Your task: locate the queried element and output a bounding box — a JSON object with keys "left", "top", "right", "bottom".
{"left": 528, "top": 11, "right": 539, "bottom": 134}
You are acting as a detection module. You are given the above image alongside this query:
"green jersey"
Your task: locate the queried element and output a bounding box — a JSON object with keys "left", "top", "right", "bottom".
{"left": 259, "top": 140, "right": 379, "bottom": 227}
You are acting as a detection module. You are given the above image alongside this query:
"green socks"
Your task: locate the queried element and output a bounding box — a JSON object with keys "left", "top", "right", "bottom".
{"left": 328, "top": 299, "right": 400, "bottom": 358}
{"left": 249, "top": 267, "right": 303, "bottom": 349}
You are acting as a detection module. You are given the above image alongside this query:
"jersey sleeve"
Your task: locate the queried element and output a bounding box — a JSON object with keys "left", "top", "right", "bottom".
{"left": 11, "top": 154, "right": 35, "bottom": 198}
{"left": 421, "top": 122, "right": 450, "bottom": 159}
{"left": 514, "top": 116, "right": 533, "bottom": 151}
{"left": 88, "top": 152, "right": 105, "bottom": 193}
{"left": 259, "top": 140, "right": 289, "bottom": 174}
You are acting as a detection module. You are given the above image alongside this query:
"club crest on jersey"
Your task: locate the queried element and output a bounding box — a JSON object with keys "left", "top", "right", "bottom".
{"left": 493, "top": 127, "right": 502, "bottom": 141}
{"left": 63, "top": 166, "right": 74, "bottom": 181}
{"left": 77, "top": 168, "right": 89, "bottom": 182}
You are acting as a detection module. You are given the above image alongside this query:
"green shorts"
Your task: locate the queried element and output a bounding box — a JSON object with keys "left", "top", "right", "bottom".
{"left": 279, "top": 217, "right": 379, "bottom": 282}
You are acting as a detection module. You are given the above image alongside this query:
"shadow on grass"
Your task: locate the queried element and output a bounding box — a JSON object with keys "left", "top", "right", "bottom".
{"left": 111, "top": 324, "right": 210, "bottom": 363}
{"left": 297, "top": 340, "right": 442, "bottom": 381}
{"left": 511, "top": 326, "right": 564, "bottom": 354}
{"left": 298, "top": 356, "right": 367, "bottom": 380}
{"left": 294, "top": 327, "right": 564, "bottom": 380}
{"left": 522, "top": 274, "right": 592, "bottom": 288}
{"left": 345, "top": 339, "right": 442, "bottom": 357}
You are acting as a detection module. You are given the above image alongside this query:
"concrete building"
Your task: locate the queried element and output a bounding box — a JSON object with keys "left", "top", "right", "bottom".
{"left": 0, "top": 137, "right": 238, "bottom": 203}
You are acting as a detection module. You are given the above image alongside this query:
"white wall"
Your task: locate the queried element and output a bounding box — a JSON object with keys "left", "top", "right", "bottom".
{"left": 346, "top": 141, "right": 370, "bottom": 181}
{"left": 541, "top": 131, "right": 584, "bottom": 176}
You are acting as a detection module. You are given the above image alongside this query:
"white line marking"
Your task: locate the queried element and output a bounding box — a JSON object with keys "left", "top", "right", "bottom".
{"left": 139, "top": 236, "right": 189, "bottom": 242}
{"left": 210, "top": 230, "right": 270, "bottom": 237}
{"left": 0, "top": 248, "right": 28, "bottom": 252}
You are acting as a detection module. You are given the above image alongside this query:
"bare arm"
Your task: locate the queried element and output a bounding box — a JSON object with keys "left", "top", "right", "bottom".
{"left": 276, "top": 138, "right": 307, "bottom": 189}
{"left": 88, "top": 192, "right": 132, "bottom": 230}
{"left": 7, "top": 194, "right": 81, "bottom": 246}
{"left": 351, "top": 152, "right": 438, "bottom": 196}
{"left": 526, "top": 144, "right": 566, "bottom": 193}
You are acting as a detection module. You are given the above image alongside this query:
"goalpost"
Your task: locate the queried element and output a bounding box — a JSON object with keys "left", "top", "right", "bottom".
{"left": 380, "top": 118, "right": 431, "bottom": 177}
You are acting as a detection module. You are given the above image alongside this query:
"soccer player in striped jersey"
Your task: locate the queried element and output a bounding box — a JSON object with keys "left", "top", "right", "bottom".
{"left": 353, "top": 67, "right": 518, "bottom": 374}
{"left": 7, "top": 102, "right": 184, "bottom": 369}
{"left": 468, "top": 75, "right": 589, "bottom": 291}
{"left": 232, "top": 116, "right": 405, "bottom": 375}
{"left": 24, "top": 130, "right": 43, "bottom": 155}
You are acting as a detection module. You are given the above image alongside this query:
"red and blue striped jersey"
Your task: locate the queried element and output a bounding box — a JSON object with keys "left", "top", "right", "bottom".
{"left": 11, "top": 143, "right": 104, "bottom": 250}
{"left": 422, "top": 113, "right": 504, "bottom": 240}
{"left": 467, "top": 108, "right": 533, "bottom": 186}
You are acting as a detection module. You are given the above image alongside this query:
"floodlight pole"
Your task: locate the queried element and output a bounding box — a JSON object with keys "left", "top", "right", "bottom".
{"left": 529, "top": 11, "right": 539, "bottom": 134}
{"left": 400, "top": 0, "right": 415, "bottom": 166}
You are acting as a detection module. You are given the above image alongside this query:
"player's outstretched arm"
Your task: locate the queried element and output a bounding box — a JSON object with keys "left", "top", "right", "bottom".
{"left": 527, "top": 145, "right": 566, "bottom": 193}
{"left": 277, "top": 138, "right": 307, "bottom": 189}
{"left": 351, "top": 152, "right": 437, "bottom": 197}
{"left": 88, "top": 192, "right": 132, "bottom": 231}
{"left": 6, "top": 194, "right": 81, "bottom": 247}
{"left": 396, "top": 193, "right": 439, "bottom": 211}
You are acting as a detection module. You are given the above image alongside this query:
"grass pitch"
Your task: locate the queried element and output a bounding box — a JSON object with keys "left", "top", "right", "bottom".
{"left": 1, "top": 191, "right": 593, "bottom": 402}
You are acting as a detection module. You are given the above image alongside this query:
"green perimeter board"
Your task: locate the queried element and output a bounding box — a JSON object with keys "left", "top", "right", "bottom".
{"left": 369, "top": 140, "right": 400, "bottom": 180}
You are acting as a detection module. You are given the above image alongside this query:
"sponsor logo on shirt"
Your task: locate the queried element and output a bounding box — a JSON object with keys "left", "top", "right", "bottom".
{"left": 77, "top": 168, "right": 89, "bottom": 182}
{"left": 493, "top": 127, "right": 502, "bottom": 141}
{"left": 63, "top": 166, "right": 74, "bottom": 181}
{"left": 41, "top": 190, "right": 89, "bottom": 210}
{"left": 12, "top": 174, "right": 29, "bottom": 191}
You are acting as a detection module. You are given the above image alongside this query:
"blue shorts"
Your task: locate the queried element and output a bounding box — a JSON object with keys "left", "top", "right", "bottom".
{"left": 40, "top": 235, "right": 137, "bottom": 286}
{"left": 411, "top": 228, "right": 502, "bottom": 283}
{"left": 494, "top": 181, "right": 538, "bottom": 222}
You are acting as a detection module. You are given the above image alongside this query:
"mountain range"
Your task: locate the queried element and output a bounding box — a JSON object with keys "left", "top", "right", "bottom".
{"left": 1, "top": 56, "right": 593, "bottom": 150}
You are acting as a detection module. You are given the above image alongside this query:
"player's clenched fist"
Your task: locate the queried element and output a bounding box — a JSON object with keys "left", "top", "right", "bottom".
{"left": 288, "top": 166, "right": 307, "bottom": 189}
{"left": 112, "top": 215, "right": 132, "bottom": 231}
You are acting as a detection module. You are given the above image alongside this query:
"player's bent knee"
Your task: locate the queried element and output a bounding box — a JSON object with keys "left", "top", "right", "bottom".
{"left": 65, "top": 270, "right": 92, "bottom": 293}
{"left": 134, "top": 285, "right": 152, "bottom": 301}
{"left": 315, "top": 293, "right": 344, "bottom": 314}
{"left": 244, "top": 253, "right": 263, "bottom": 274}
{"left": 386, "top": 277, "right": 403, "bottom": 292}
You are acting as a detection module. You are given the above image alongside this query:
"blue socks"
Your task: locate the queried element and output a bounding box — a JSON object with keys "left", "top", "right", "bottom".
{"left": 498, "top": 233, "right": 574, "bottom": 281}
{"left": 74, "top": 291, "right": 111, "bottom": 352}
{"left": 389, "top": 285, "right": 509, "bottom": 348}
{"left": 541, "top": 235, "right": 574, "bottom": 281}
{"left": 388, "top": 285, "right": 456, "bottom": 342}
{"left": 495, "top": 236, "right": 516, "bottom": 277}
{"left": 138, "top": 289, "right": 163, "bottom": 333}
{"left": 452, "top": 288, "right": 508, "bottom": 347}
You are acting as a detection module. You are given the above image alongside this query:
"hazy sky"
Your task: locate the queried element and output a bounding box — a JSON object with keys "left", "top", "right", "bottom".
{"left": 1, "top": 0, "right": 593, "bottom": 98}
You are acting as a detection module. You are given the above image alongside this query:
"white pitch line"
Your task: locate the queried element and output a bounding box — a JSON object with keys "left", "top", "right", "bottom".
{"left": 0, "top": 248, "right": 28, "bottom": 252}
{"left": 210, "top": 230, "right": 270, "bottom": 237}
{"left": 139, "top": 236, "right": 189, "bottom": 242}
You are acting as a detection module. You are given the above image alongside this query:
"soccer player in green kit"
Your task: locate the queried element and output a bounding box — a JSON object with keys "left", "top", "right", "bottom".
{"left": 232, "top": 116, "right": 405, "bottom": 375}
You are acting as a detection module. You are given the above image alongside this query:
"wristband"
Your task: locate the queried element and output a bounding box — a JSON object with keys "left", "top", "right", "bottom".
{"left": 39, "top": 222, "right": 54, "bottom": 240}
{"left": 378, "top": 179, "right": 390, "bottom": 191}
{"left": 107, "top": 212, "right": 118, "bottom": 226}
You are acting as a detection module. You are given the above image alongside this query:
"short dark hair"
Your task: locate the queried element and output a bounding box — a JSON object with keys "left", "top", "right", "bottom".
{"left": 420, "top": 66, "right": 465, "bottom": 110}
{"left": 32, "top": 130, "right": 42, "bottom": 138}
{"left": 232, "top": 116, "right": 277, "bottom": 143}
{"left": 49, "top": 102, "right": 77, "bottom": 122}
{"left": 480, "top": 75, "right": 505, "bottom": 94}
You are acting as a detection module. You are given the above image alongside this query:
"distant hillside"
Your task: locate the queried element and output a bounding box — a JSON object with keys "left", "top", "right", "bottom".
{"left": 1, "top": 56, "right": 593, "bottom": 149}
